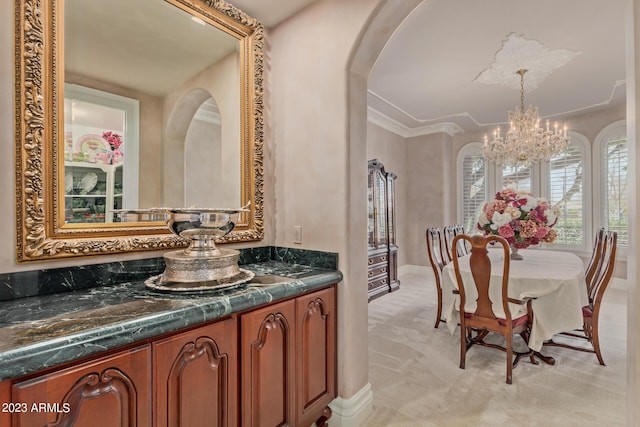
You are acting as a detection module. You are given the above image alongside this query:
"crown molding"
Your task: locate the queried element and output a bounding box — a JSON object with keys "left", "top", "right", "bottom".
{"left": 367, "top": 107, "right": 463, "bottom": 138}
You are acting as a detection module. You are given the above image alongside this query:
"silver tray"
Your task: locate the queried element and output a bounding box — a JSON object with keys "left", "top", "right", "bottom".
{"left": 144, "top": 268, "right": 255, "bottom": 294}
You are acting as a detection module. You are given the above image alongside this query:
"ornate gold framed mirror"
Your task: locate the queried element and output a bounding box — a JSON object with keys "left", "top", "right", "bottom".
{"left": 15, "top": 0, "right": 264, "bottom": 262}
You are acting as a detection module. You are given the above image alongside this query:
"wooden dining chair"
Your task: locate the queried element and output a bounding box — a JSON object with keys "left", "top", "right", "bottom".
{"left": 453, "top": 224, "right": 471, "bottom": 257}
{"left": 426, "top": 228, "right": 448, "bottom": 328}
{"left": 442, "top": 226, "right": 455, "bottom": 265}
{"left": 545, "top": 230, "right": 617, "bottom": 365}
{"left": 585, "top": 227, "right": 605, "bottom": 290}
{"left": 453, "top": 234, "right": 535, "bottom": 384}
{"left": 444, "top": 225, "right": 470, "bottom": 261}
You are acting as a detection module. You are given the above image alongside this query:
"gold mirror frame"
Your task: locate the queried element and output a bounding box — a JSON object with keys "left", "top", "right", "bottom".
{"left": 15, "top": 0, "right": 264, "bottom": 262}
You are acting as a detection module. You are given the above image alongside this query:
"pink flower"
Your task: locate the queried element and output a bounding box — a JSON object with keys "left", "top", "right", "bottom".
{"left": 102, "top": 131, "right": 123, "bottom": 150}
{"left": 484, "top": 200, "right": 506, "bottom": 221}
{"left": 520, "top": 220, "right": 538, "bottom": 239}
{"left": 498, "top": 224, "right": 515, "bottom": 238}
{"left": 498, "top": 188, "right": 517, "bottom": 200}
{"left": 535, "top": 226, "right": 549, "bottom": 239}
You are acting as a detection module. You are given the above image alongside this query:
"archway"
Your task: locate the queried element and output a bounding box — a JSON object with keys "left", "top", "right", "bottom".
{"left": 346, "top": 0, "right": 638, "bottom": 425}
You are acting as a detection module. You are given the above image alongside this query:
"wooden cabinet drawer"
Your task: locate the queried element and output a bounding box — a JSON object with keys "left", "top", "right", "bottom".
{"left": 368, "top": 254, "right": 388, "bottom": 266}
{"left": 368, "top": 264, "right": 388, "bottom": 279}
{"left": 368, "top": 275, "right": 388, "bottom": 290}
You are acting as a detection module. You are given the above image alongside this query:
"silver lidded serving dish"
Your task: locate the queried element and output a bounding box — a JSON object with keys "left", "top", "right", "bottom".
{"left": 114, "top": 205, "right": 254, "bottom": 292}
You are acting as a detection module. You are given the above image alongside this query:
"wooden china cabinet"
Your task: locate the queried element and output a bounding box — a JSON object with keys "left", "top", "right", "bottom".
{"left": 367, "top": 159, "right": 400, "bottom": 302}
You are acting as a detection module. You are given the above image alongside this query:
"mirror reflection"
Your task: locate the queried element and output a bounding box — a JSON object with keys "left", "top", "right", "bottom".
{"left": 64, "top": 0, "right": 241, "bottom": 224}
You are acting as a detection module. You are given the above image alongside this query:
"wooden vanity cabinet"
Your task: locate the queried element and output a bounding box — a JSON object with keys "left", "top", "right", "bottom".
{"left": 5, "top": 285, "right": 336, "bottom": 427}
{"left": 240, "top": 286, "right": 336, "bottom": 427}
{"left": 153, "top": 317, "right": 238, "bottom": 427}
{"left": 11, "top": 345, "right": 151, "bottom": 427}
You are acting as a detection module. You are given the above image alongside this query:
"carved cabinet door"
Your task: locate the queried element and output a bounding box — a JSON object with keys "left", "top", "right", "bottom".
{"left": 12, "top": 345, "right": 151, "bottom": 427}
{"left": 241, "top": 299, "right": 296, "bottom": 427}
{"left": 295, "top": 287, "right": 336, "bottom": 427}
{"left": 152, "top": 317, "right": 238, "bottom": 427}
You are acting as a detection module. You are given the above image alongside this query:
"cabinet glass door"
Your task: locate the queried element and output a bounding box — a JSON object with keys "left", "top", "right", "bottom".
{"left": 375, "top": 172, "right": 387, "bottom": 247}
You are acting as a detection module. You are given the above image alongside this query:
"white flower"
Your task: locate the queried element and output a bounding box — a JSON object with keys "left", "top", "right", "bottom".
{"left": 544, "top": 208, "right": 557, "bottom": 225}
{"left": 478, "top": 210, "right": 490, "bottom": 226}
{"left": 491, "top": 211, "right": 512, "bottom": 228}
{"left": 521, "top": 196, "right": 538, "bottom": 212}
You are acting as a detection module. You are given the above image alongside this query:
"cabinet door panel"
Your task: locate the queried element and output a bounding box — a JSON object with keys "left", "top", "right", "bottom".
{"left": 12, "top": 346, "right": 151, "bottom": 427}
{"left": 153, "top": 318, "right": 237, "bottom": 427}
{"left": 241, "top": 299, "right": 295, "bottom": 427}
{"left": 0, "top": 380, "right": 10, "bottom": 427}
{"left": 296, "top": 287, "right": 336, "bottom": 426}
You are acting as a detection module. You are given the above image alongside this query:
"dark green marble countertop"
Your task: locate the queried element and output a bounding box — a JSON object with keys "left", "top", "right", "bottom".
{"left": 0, "top": 261, "right": 342, "bottom": 381}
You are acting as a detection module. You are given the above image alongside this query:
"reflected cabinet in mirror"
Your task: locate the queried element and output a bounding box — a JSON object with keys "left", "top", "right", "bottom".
{"left": 15, "top": 0, "right": 264, "bottom": 261}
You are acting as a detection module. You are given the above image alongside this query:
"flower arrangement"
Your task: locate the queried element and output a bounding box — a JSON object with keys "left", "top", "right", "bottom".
{"left": 102, "top": 131, "right": 123, "bottom": 151}
{"left": 477, "top": 188, "right": 559, "bottom": 250}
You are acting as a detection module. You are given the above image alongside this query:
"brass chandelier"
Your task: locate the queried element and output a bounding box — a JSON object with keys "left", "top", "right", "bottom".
{"left": 483, "top": 69, "right": 570, "bottom": 167}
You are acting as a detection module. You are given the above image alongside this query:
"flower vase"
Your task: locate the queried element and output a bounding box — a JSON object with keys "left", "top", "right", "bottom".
{"left": 510, "top": 247, "right": 523, "bottom": 260}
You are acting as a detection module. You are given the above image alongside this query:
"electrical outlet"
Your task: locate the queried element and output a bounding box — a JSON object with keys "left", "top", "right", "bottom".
{"left": 293, "top": 226, "right": 302, "bottom": 244}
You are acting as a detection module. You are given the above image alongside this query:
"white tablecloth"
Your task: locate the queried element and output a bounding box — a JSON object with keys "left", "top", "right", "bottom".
{"left": 442, "top": 249, "right": 588, "bottom": 351}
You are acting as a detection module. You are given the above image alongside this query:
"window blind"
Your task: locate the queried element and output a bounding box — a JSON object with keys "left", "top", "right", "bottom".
{"left": 502, "top": 165, "right": 532, "bottom": 193}
{"left": 461, "top": 154, "right": 487, "bottom": 233}
{"left": 548, "top": 144, "right": 584, "bottom": 246}
{"left": 604, "top": 137, "right": 628, "bottom": 246}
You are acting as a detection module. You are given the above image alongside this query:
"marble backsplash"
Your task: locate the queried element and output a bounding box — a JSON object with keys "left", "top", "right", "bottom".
{"left": 0, "top": 246, "right": 338, "bottom": 301}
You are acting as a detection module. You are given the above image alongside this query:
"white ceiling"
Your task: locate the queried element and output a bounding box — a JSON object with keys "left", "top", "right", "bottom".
{"left": 65, "top": 0, "right": 626, "bottom": 135}
{"left": 368, "top": 0, "right": 627, "bottom": 136}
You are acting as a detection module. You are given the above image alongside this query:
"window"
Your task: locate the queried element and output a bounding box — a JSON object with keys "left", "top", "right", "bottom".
{"left": 501, "top": 164, "right": 534, "bottom": 194}
{"left": 595, "top": 121, "right": 628, "bottom": 246}
{"left": 543, "top": 133, "right": 590, "bottom": 249}
{"left": 457, "top": 143, "right": 490, "bottom": 234}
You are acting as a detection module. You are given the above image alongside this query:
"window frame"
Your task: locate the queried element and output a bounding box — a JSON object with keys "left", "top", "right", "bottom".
{"left": 593, "top": 120, "right": 628, "bottom": 251}
{"left": 540, "top": 131, "right": 592, "bottom": 252}
{"left": 456, "top": 142, "right": 495, "bottom": 233}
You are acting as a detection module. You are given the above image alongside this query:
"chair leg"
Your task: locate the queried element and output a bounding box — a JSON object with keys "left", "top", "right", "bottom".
{"left": 590, "top": 313, "right": 606, "bottom": 366}
{"left": 460, "top": 326, "right": 467, "bottom": 369}
{"left": 434, "top": 286, "right": 443, "bottom": 328}
{"left": 506, "top": 334, "right": 513, "bottom": 384}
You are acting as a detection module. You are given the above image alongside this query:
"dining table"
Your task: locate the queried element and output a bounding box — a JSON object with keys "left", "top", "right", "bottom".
{"left": 441, "top": 248, "right": 588, "bottom": 353}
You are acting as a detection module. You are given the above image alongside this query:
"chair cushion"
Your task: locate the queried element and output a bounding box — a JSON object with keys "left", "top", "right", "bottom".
{"left": 582, "top": 305, "right": 593, "bottom": 318}
{"left": 464, "top": 312, "right": 528, "bottom": 327}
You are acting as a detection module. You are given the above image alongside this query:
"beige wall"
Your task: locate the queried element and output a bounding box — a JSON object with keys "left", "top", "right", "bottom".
{"left": 163, "top": 52, "right": 240, "bottom": 207}
{"left": 267, "top": 0, "right": 390, "bottom": 404}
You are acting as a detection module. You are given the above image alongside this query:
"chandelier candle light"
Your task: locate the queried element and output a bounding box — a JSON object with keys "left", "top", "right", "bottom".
{"left": 483, "top": 69, "right": 570, "bottom": 167}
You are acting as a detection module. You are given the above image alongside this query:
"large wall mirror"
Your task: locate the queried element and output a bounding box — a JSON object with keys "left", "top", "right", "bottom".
{"left": 15, "top": 0, "right": 264, "bottom": 261}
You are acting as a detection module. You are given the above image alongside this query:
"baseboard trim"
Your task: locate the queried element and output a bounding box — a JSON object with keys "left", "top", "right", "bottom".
{"left": 327, "top": 383, "right": 373, "bottom": 427}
